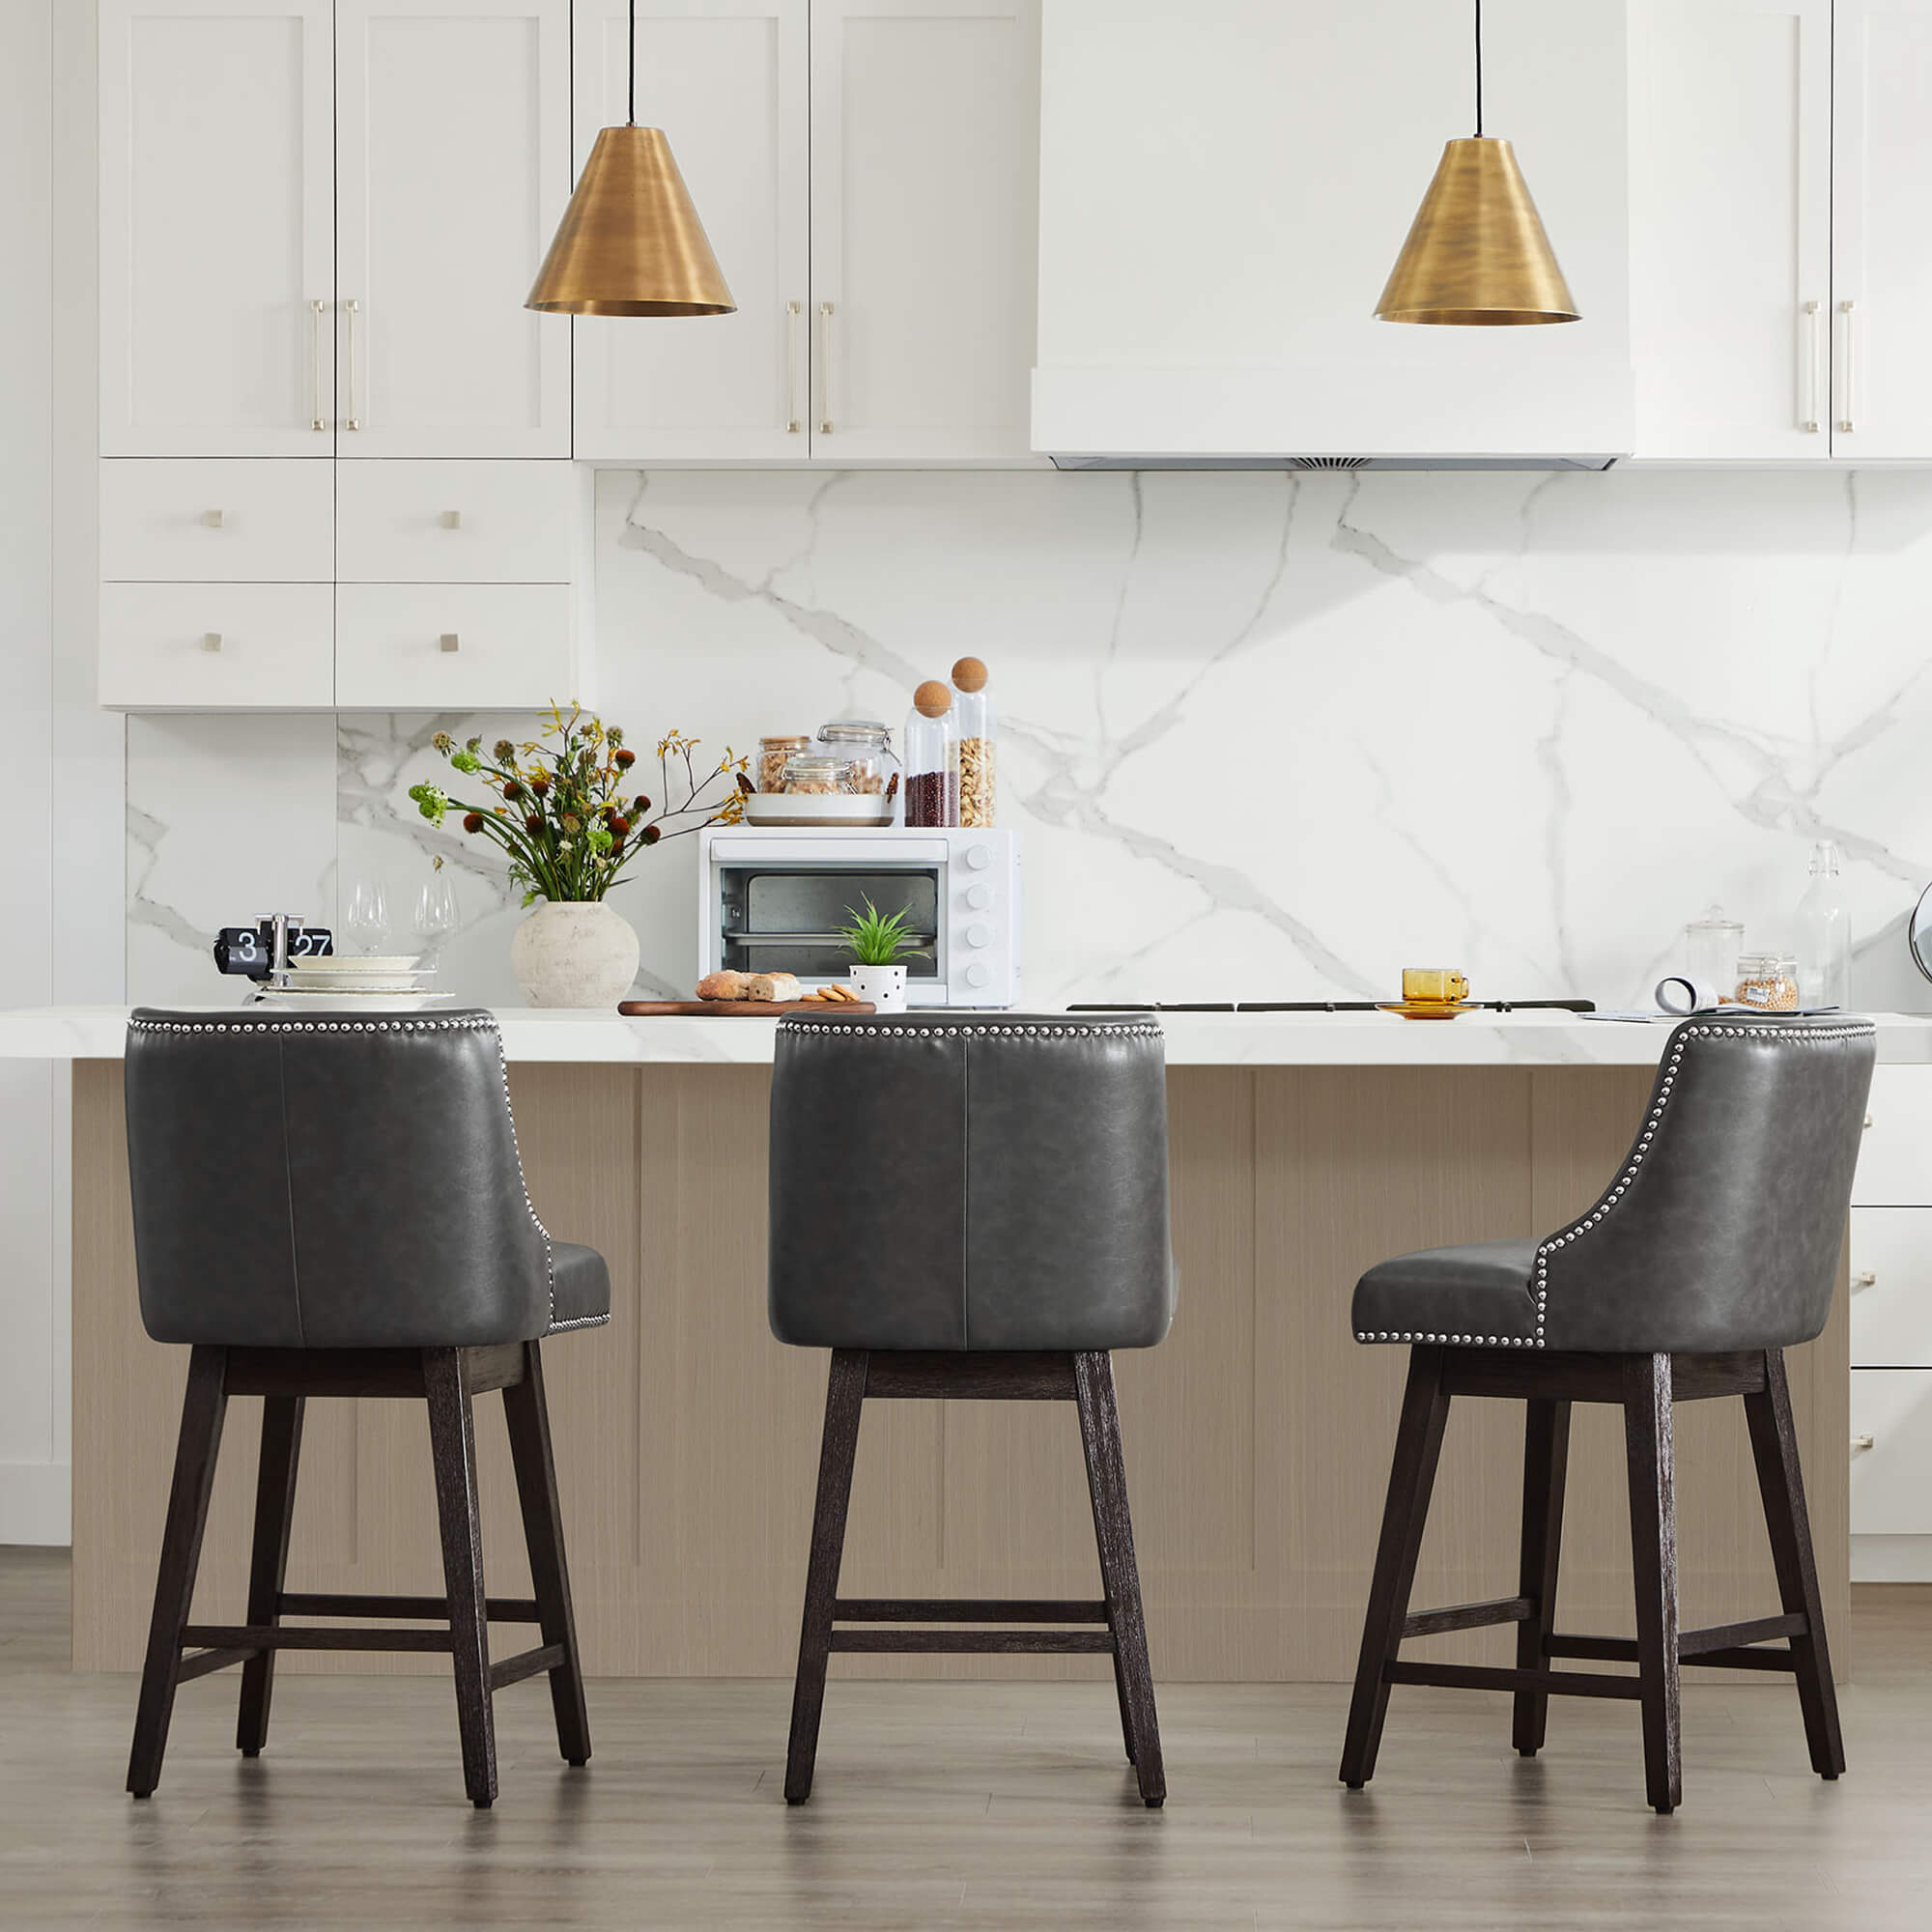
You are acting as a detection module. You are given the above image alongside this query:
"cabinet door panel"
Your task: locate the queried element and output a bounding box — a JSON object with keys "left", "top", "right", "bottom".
{"left": 334, "top": 582, "right": 575, "bottom": 708}
{"left": 99, "top": 459, "right": 334, "bottom": 581}
{"left": 810, "top": 0, "right": 1039, "bottom": 463}
{"left": 1851, "top": 1370, "right": 1932, "bottom": 1533}
{"left": 335, "top": 0, "right": 571, "bottom": 456}
{"left": 1628, "top": 0, "right": 1831, "bottom": 461}
{"left": 99, "top": 582, "right": 334, "bottom": 708}
{"left": 99, "top": 0, "right": 334, "bottom": 455}
{"left": 1850, "top": 1208, "right": 1932, "bottom": 1370}
{"left": 1833, "top": 0, "right": 1932, "bottom": 458}
{"left": 336, "top": 460, "right": 576, "bottom": 582}
{"left": 573, "top": 0, "right": 809, "bottom": 462}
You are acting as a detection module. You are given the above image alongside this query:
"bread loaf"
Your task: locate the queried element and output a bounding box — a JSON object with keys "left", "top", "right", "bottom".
{"left": 696, "top": 970, "right": 751, "bottom": 1001}
{"left": 745, "top": 972, "right": 802, "bottom": 1004}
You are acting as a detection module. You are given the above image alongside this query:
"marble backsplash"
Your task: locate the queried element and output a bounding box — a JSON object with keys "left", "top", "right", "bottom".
{"left": 127, "top": 467, "right": 1932, "bottom": 1012}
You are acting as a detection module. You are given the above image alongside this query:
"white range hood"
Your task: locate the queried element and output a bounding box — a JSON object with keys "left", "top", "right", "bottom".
{"left": 1032, "top": 0, "right": 1634, "bottom": 469}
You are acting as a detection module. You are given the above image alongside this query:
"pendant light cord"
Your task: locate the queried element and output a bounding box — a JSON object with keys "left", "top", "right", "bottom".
{"left": 1476, "top": 0, "right": 1492, "bottom": 138}
{"left": 628, "top": 0, "right": 637, "bottom": 126}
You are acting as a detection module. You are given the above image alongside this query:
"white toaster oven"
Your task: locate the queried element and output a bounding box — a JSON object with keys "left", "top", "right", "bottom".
{"left": 697, "top": 827, "right": 1022, "bottom": 1009}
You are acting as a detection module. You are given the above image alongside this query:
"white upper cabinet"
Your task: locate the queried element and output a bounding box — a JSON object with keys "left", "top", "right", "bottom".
{"left": 334, "top": 0, "right": 572, "bottom": 456}
{"left": 1832, "top": 0, "right": 1932, "bottom": 459}
{"left": 1033, "top": 0, "right": 1633, "bottom": 463}
{"left": 1628, "top": 0, "right": 1832, "bottom": 461}
{"left": 809, "top": 0, "right": 1040, "bottom": 462}
{"left": 99, "top": 0, "right": 335, "bottom": 456}
{"left": 573, "top": 0, "right": 809, "bottom": 461}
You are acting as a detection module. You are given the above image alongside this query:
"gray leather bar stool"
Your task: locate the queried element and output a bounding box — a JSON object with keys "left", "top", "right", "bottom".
{"left": 122, "top": 1009, "right": 611, "bottom": 1808}
{"left": 1340, "top": 1014, "right": 1875, "bottom": 1813}
{"left": 769, "top": 1010, "right": 1177, "bottom": 1806}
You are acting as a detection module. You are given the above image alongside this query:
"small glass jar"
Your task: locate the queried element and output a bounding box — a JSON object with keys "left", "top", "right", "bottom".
{"left": 1735, "top": 951, "right": 1801, "bottom": 1011}
{"left": 816, "top": 719, "right": 897, "bottom": 798}
{"left": 1685, "top": 906, "right": 1744, "bottom": 1002}
{"left": 758, "top": 733, "right": 811, "bottom": 794}
{"left": 780, "top": 753, "right": 856, "bottom": 796}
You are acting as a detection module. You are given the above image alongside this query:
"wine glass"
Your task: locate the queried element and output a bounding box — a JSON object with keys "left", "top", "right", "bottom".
{"left": 412, "top": 874, "right": 460, "bottom": 975}
{"left": 342, "top": 879, "right": 390, "bottom": 956}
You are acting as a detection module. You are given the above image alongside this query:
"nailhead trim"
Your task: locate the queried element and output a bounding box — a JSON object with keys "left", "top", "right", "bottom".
{"left": 777, "top": 1017, "right": 1162, "bottom": 1040}
{"left": 1354, "top": 1017, "right": 1876, "bottom": 1352}
{"left": 128, "top": 1009, "right": 567, "bottom": 1334}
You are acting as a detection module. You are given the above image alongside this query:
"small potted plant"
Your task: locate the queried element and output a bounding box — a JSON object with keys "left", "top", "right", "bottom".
{"left": 838, "top": 897, "right": 916, "bottom": 1013}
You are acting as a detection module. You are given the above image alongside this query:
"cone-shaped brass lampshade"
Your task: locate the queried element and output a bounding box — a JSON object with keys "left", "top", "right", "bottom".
{"left": 526, "top": 126, "right": 735, "bottom": 316}
{"left": 1376, "top": 137, "right": 1578, "bottom": 326}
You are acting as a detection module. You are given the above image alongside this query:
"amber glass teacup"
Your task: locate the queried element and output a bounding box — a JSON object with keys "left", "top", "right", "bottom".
{"left": 1402, "top": 967, "right": 1469, "bottom": 1006}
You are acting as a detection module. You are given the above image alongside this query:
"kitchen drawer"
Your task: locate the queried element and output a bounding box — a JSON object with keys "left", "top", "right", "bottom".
{"left": 335, "top": 462, "right": 576, "bottom": 583}
{"left": 1852, "top": 1065, "right": 1932, "bottom": 1205}
{"left": 1851, "top": 1208, "right": 1932, "bottom": 1368}
{"left": 99, "top": 583, "right": 334, "bottom": 710}
{"left": 99, "top": 460, "right": 332, "bottom": 582}
{"left": 334, "top": 583, "right": 575, "bottom": 711}
{"left": 1851, "top": 1370, "right": 1932, "bottom": 1534}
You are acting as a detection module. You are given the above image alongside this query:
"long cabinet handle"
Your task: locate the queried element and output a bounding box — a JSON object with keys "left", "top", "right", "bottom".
{"left": 310, "top": 298, "right": 327, "bottom": 431}
{"left": 785, "top": 300, "right": 803, "bottom": 434}
{"left": 344, "top": 298, "right": 362, "bottom": 431}
{"left": 818, "top": 300, "right": 835, "bottom": 435}
{"left": 1836, "top": 298, "right": 1856, "bottom": 434}
{"left": 1801, "top": 299, "right": 1821, "bottom": 434}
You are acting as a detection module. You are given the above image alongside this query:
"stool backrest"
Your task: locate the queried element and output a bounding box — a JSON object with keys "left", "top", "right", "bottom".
{"left": 768, "top": 1012, "right": 1174, "bottom": 1352}
{"left": 1540, "top": 1016, "right": 1877, "bottom": 1354}
{"left": 125, "top": 1009, "right": 553, "bottom": 1350}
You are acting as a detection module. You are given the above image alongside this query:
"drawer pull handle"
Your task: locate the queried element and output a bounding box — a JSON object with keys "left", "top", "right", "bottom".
{"left": 1853, "top": 1270, "right": 1877, "bottom": 1290}
{"left": 1853, "top": 1434, "right": 1875, "bottom": 1454}
{"left": 1865, "top": 1113, "right": 1874, "bottom": 1129}
{"left": 440, "top": 509, "right": 462, "bottom": 530}
{"left": 439, "top": 632, "right": 460, "bottom": 653}
{"left": 201, "top": 632, "right": 223, "bottom": 653}
{"left": 310, "top": 298, "right": 327, "bottom": 431}
{"left": 202, "top": 508, "right": 224, "bottom": 529}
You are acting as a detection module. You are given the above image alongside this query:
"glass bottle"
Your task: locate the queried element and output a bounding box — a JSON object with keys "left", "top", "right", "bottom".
{"left": 902, "top": 681, "right": 958, "bottom": 828}
{"left": 1797, "top": 839, "right": 1851, "bottom": 1009}
{"left": 951, "top": 656, "right": 996, "bottom": 828}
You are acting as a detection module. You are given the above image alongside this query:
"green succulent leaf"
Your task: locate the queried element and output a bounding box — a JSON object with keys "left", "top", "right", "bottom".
{"left": 838, "top": 896, "right": 916, "bottom": 966}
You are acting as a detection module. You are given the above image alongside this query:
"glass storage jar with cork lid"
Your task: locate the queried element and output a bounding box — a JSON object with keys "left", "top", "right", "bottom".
{"left": 758, "top": 734, "right": 811, "bottom": 794}
{"left": 951, "top": 657, "right": 996, "bottom": 827}
{"left": 903, "top": 681, "right": 958, "bottom": 827}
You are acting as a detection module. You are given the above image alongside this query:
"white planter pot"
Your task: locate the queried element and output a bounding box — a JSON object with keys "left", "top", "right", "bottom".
{"left": 849, "top": 963, "right": 907, "bottom": 1013}
{"left": 509, "top": 899, "right": 639, "bottom": 1009}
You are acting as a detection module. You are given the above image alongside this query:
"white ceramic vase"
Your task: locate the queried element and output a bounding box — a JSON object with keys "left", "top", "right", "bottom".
{"left": 509, "top": 899, "right": 639, "bottom": 1009}
{"left": 849, "top": 963, "right": 907, "bottom": 1013}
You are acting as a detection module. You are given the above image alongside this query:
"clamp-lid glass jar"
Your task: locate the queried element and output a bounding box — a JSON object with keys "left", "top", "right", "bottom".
{"left": 780, "top": 753, "right": 856, "bottom": 795}
{"left": 816, "top": 719, "right": 897, "bottom": 797}
{"left": 1735, "top": 952, "right": 1800, "bottom": 1011}
{"left": 758, "top": 734, "right": 811, "bottom": 793}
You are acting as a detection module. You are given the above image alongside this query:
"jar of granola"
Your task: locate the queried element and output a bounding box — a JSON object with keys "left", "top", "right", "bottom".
{"left": 1735, "top": 952, "right": 1801, "bottom": 1011}
{"left": 780, "top": 753, "right": 856, "bottom": 795}
{"left": 952, "top": 656, "right": 996, "bottom": 827}
{"left": 757, "top": 733, "right": 811, "bottom": 793}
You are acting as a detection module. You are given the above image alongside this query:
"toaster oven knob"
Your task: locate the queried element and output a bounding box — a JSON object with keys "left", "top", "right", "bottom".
{"left": 964, "top": 842, "right": 992, "bottom": 870}
{"left": 963, "top": 961, "right": 991, "bottom": 988}
{"left": 965, "top": 882, "right": 992, "bottom": 911}
{"left": 966, "top": 923, "right": 991, "bottom": 950}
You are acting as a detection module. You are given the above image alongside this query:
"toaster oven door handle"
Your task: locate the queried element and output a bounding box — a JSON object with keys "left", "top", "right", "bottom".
{"left": 723, "top": 929, "right": 938, "bottom": 946}
{"left": 714, "top": 838, "right": 952, "bottom": 864}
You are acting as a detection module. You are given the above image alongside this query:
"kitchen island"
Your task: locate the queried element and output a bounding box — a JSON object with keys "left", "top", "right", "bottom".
{"left": 9, "top": 1005, "right": 1928, "bottom": 1682}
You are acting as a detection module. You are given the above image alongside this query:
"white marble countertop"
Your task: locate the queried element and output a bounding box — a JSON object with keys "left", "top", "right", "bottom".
{"left": 4, "top": 1005, "right": 1931, "bottom": 1066}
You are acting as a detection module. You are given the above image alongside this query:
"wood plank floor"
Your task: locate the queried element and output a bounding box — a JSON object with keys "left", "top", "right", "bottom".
{"left": 3, "top": 1548, "right": 1929, "bottom": 1929}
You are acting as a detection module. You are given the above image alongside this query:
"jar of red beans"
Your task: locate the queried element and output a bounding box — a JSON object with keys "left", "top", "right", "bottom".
{"left": 901, "top": 682, "right": 958, "bottom": 828}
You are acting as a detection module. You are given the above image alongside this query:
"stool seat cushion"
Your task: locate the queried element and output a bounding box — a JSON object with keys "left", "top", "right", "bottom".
{"left": 549, "top": 1242, "right": 611, "bottom": 1333}
{"left": 1351, "top": 1239, "right": 1541, "bottom": 1348}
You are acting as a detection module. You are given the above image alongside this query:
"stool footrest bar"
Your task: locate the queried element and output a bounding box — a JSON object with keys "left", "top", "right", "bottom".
{"left": 832, "top": 1598, "right": 1110, "bottom": 1625}
{"left": 488, "top": 1643, "right": 566, "bottom": 1691}
{"left": 1547, "top": 1612, "right": 1804, "bottom": 1667}
{"left": 183, "top": 1623, "right": 454, "bottom": 1654}
{"left": 1401, "top": 1596, "right": 1533, "bottom": 1638}
{"left": 829, "top": 1629, "right": 1117, "bottom": 1655}
{"left": 276, "top": 1591, "right": 541, "bottom": 1624}
{"left": 176, "top": 1646, "right": 257, "bottom": 1683}
{"left": 1384, "top": 1660, "right": 1644, "bottom": 1701}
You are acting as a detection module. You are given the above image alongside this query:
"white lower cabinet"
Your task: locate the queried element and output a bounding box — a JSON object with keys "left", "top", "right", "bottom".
{"left": 99, "top": 582, "right": 335, "bottom": 709}
{"left": 1850, "top": 1208, "right": 1932, "bottom": 1366}
{"left": 334, "top": 582, "right": 576, "bottom": 709}
{"left": 1851, "top": 1370, "right": 1932, "bottom": 1533}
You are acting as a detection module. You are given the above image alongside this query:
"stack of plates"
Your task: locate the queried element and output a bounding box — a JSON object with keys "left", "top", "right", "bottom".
{"left": 258, "top": 955, "right": 453, "bottom": 1013}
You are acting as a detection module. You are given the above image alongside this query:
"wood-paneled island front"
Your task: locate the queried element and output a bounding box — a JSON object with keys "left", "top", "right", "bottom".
{"left": 20, "top": 1007, "right": 1930, "bottom": 1683}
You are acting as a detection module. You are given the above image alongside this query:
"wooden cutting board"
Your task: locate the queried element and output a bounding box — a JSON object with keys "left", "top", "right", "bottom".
{"left": 617, "top": 1000, "right": 877, "bottom": 1017}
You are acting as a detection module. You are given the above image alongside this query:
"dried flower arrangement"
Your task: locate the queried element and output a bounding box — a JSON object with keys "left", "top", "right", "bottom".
{"left": 408, "top": 702, "right": 747, "bottom": 906}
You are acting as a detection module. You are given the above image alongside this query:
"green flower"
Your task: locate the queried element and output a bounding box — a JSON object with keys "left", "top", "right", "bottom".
{"left": 450, "top": 749, "right": 481, "bottom": 774}
{"left": 408, "top": 781, "right": 449, "bottom": 825}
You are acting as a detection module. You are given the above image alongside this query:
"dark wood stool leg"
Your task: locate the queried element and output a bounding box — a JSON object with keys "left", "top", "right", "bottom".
{"left": 425, "top": 1348, "right": 497, "bottom": 1809}
{"left": 1513, "top": 1396, "right": 1572, "bottom": 1757}
{"left": 785, "top": 1349, "right": 867, "bottom": 1804}
{"left": 128, "top": 1346, "right": 230, "bottom": 1798}
{"left": 1623, "top": 1351, "right": 1682, "bottom": 1815}
{"left": 502, "top": 1339, "right": 592, "bottom": 1768}
{"left": 1745, "top": 1347, "right": 1846, "bottom": 1779}
{"left": 236, "top": 1393, "right": 304, "bottom": 1757}
{"left": 1341, "top": 1345, "right": 1451, "bottom": 1789}
{"left": 1074, "top": 1350, "right": 1165, "bottom": 1805}
{"left": 1108, "top": 1628, "right": 1138, "bottom": 1766}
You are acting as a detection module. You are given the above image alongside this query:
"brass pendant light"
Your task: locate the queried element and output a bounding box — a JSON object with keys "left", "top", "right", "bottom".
{"left": 526, "top": 0, "right": 735, "bottom": 316}
{"left": 1376, "top": 0, "right": 1578, "bottom": 326}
